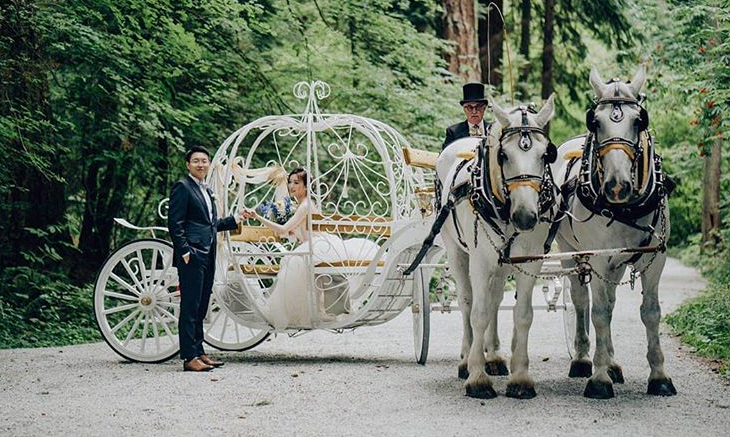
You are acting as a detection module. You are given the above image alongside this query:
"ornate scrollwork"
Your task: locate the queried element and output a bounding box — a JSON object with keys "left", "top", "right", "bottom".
{"left": 208, "top": 80, "right": 423, "bottom": 329}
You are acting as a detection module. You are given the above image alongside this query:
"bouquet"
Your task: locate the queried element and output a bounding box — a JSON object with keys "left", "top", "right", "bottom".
{"left": 257, "top": 197, "right": 297, "bottom": 225}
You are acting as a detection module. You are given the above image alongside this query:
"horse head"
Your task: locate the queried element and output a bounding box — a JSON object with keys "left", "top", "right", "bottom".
{"left": 587, "top": 65, "right": 648, "bottom": 203}
{"left": 490, "top": 94, "right": 556, "bottom": 232}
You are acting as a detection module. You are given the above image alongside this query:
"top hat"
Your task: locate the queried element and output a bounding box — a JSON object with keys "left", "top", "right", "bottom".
{"left": 460, "top": 82, "right": 488, "bottom": 105}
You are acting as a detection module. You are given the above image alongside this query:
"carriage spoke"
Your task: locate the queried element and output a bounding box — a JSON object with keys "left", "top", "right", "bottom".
{"left": 150, "top": 313, "right": 162, "bottom": 352}
{"left": 156, "top": 306, "right": 179, "bottom": 323}
{"left": 103, "top": 290, "right": 138, "bottom": 302}
{"left": 154, "top": 308, "right": 178, "bottom": 346}
{"left": 103, "top": 303, "right": 138, "bottom": 316}
{"left": 208, "top": 304, "right": 225, "bottom": 330}
{"left": 122, "top": 312, "right": 145, "bottom": 347}
{"left": 157, "top": 301, "right": 180, "bottom": 310}
{"left": 140, "top": 314, "right": 150, "bottom": 353}
{"left": 150, "top": 255, "right": 174, "bottom": 296}
{"left": 111, "top": 309, "right": 141, "bottom": 334}
{"left": 121, "top": 258, "right": 148, "bottom": 295}
{"left": 135, "top": 249, "right": 150, "bottom": 292}
{"left": 148, "top": 247, "right": 160, "bottom": 290}
{"left": 109, "top": 273, "right": 141, "bottom": 297}
{"left": 219, "top": 312, "right": 229, "bottom": 341}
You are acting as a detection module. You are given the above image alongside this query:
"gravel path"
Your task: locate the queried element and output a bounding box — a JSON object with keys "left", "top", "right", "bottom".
{"left": 1, "top": 258, "right": 728, "bottom": 437}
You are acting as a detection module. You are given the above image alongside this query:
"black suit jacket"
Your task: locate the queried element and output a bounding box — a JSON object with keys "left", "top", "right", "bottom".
{"left": 167, "top": 176, "right": 238, "bottom": 267}
{"left": 442, "top": 120, "right": 490, "bottom": 150}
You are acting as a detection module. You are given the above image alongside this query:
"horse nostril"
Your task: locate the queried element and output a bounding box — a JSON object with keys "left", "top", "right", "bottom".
{"left": 512, "top": 210, "right": 538, "bottom": 231}
{"left": 604, "top": 180, "right": 632, "bottom": 202}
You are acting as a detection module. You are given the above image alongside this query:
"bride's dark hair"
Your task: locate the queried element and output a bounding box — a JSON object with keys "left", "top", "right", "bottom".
{"left": 288, "top": 167, "right": 307, "bottom": 186}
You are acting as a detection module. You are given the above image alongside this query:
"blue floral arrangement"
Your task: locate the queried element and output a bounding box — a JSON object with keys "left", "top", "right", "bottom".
{"left": 257, "top": 197, "right": 297, "bottom": 225}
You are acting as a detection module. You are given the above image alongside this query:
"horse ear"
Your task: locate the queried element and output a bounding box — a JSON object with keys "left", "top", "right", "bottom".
{"left": 535, "top": 93, "right": 556, "bottom": 128}
{"left": 589, "top": 66, "right": 605, "bottom": 99}
{"left": 489, "top": 95, "right": 510, "bottom": 128}
{"left": 629, "top": 64, "right": 647, "bottom": 97}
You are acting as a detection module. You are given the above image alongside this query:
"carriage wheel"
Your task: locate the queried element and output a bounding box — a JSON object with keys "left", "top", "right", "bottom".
{"left": 412, "top": 267, "right": 431, "bottom": 365}
{"left": 561, "top": 276, "right": 577, "bottom": 359}
{"left": 94, "top": 239, "right": 180, "bottom": 363}
{"left": 203, "top": 291, "right": 269, "bottom": 351}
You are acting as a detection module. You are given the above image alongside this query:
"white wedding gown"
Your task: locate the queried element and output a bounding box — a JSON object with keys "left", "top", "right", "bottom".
{"left": 266, "top": 232, "right": 381, "bottom": 329}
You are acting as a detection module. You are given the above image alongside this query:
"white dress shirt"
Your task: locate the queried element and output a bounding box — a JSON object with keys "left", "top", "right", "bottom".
{"left": 469, "top": 121, "right": 485, "bottom": 136}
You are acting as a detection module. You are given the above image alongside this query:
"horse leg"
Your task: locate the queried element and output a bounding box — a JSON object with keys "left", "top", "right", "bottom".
{"left": 464, "top": 260, "right": 497, "bottom": 399}
{"left": 448, "top": 247, "right": 473, "bottom": 380}
{"left": 484, "top": 277, "right": 509, "bottom": 376}
{"left": 584, "top": 270, "right": 616, "bottom": 399}
{"left": 557, "top": 236, "right": 592, "bottom": 377}
{"left": 604, "top": 280, "right": 625, "bottom": 384}
{"left": 640, "top": 253, "right": 676, "bottom": 396}
{"left": 565, "top": 262, "right": 593, "bottom": 378}
{"left": 506, "top": 269, "right": 539, "bottom": 399}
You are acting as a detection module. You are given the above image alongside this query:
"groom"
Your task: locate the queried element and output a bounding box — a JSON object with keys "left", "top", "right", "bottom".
{"left": 168, "top": 146, "right": 243, "bottom": 372}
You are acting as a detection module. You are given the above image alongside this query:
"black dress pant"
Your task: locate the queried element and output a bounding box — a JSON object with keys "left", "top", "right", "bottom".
{"left": 177, "top": 248, "right": 215, "bottom": 360}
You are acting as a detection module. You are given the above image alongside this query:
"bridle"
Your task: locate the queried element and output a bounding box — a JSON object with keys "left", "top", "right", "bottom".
{"left": 495, "top": 105, "right": 558, "bottom": 204}
{"left": 584, "top": 79, "right": 650, "bottom": 193}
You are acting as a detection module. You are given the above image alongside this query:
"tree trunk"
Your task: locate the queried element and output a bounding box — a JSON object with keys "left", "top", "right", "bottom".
{"left": 478, "top": 0, "right": 503, "bottom": 88}
{"left": 73, "top": 151, "right": 133, "bottom": 281}
{"left": 518, "top": 0, "right": 531, "bottom": 99}
{"left": 701, "top": 137, "right": 722, "bottom": 249}
{"left": 541, "top": 0, "right": 555, "bottom": 133}
{"left": 443, "top": 0, "right": 481, "bottom": 82}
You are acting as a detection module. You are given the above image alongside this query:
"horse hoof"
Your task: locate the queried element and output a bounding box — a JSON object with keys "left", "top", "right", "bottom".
{"left": 465, "top": 383, "right": 498, "bottom": 399}
{"left": 485, "top": 360, "right": 509, "bottom": 376}
{"left": 458, "top": 364, "right": 469, "bottom": 380}
{"left": 647, "top": 378, "right": 677, "bottom": 396}
{"left": 584, "top": 379, "right": 614, "bottom": 399}
{"left": 506, "top": 383, "right": 536, "bottom": 399}
{"left": 608, "top": 365, "right": 625, "bottom": 384}
{"left": 568, "top": 360, "right": 592, "bottom": 378}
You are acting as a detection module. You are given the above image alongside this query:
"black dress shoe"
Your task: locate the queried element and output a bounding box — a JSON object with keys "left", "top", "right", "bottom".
{"left": 199, "top": 354, "right": 224, "bottom": 368}
{"left": 183, "top": 357, "right": 214, "bottom": 372}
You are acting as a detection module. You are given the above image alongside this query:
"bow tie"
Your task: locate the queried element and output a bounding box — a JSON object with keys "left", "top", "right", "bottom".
{"left": 469, "top": 124, "right": 482, "bottom": 136}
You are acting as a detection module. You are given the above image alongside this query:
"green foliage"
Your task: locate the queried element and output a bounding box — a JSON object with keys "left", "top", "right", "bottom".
{"left": 665, "top": 280, "right": 730, "bottom": 377}
{"left": 0, "top": 224, "right": 98, "bottom": 348}
{"left": 0, "top": 267, "right": 99, "bottom": 348}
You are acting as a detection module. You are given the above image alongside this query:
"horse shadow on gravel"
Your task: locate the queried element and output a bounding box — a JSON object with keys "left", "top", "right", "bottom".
{"left": 219, "top": 351, "right": 416, "bottom": 367}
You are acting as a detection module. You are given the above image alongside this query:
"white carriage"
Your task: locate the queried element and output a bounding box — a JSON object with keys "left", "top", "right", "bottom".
{"left": 93, "top": 81, "right": 444, "bottom": 364}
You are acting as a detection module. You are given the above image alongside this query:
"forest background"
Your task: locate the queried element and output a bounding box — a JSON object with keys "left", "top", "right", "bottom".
{"left": 1, "top": 0, "right": 728, "bottom": 375}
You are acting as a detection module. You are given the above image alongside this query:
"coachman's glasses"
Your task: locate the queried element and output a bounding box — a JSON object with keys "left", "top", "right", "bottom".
{"left": 463, "top": 104, "right": 486, "bottom": 112}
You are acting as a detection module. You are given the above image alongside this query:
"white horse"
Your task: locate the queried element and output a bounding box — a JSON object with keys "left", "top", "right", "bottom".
{"left": 437, "top": 95, "right": 557, "bottom": 399}
{"left": 553, "top": 66, "right": 676, "bottom": 398}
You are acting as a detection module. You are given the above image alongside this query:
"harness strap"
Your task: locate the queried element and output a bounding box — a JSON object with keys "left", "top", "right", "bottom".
{"left": 402, "top": 160, "right": 471, "bottom": 275}
{"left": 450, "top": 182, "right": 471, "bottom": 249}
{"left": 402, "top": 198, "right": 456, "bottom": 276}
{"left": 449, "top": 160, "right": 472, "bottom": 249}
{"left": 598, "top": 143, "right": 635, "bottom": 160}
{"left": 621, "top": 207, "right": 664, "bottom": 268}
{"left": 507, "top": 179, "right": 542, "bottom": 193}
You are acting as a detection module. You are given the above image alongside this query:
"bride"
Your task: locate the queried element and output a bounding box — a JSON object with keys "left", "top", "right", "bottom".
{"left": 243, "top": 167, "right": 379, "bottom": 329}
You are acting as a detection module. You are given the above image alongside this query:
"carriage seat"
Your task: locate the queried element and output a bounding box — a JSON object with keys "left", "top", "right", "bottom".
{"left": 229, "top": 213, "right": 389, "bottom": 276}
